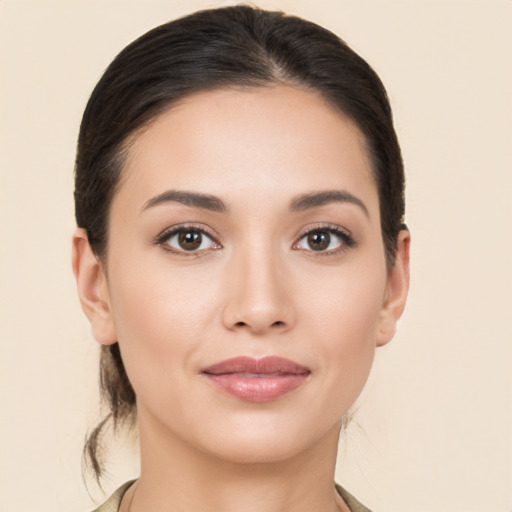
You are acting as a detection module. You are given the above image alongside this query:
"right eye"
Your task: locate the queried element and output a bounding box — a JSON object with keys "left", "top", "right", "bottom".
{"left": 159, "top": 227, "right": 221, "bottom": 253}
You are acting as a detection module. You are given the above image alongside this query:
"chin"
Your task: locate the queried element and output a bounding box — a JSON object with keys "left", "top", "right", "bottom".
{"left": 192, "top": 415, "right": 340, "bottom": 466}
{"left": 202, "top": 439, "right": 308, "bottom": 465}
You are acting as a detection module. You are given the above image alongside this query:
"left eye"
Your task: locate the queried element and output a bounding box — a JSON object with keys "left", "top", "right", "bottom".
{"left": 164, "top": 228, "right": 218, "bottom": 252}
{"left": 295, "top": 230, "right": 346, "bottom": 252}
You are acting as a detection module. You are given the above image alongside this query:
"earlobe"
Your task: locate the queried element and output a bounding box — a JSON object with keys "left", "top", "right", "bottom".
{"left": 72, "top": 228, "right": 117, "bottom": 345}
{"left": 376, "top": 230, "right": 411, "bottom": 347}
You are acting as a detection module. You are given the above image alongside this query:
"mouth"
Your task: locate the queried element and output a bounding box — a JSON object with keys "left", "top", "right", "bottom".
{"left": 202, "top": 356, "right": 310, "bottom": 403}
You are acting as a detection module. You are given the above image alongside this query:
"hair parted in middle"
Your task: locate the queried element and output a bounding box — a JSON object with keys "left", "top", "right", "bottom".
{"left": 75, "top": 4, "right": 405, "bottom": 481}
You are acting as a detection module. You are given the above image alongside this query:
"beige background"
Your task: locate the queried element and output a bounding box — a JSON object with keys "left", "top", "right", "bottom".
{"left": 1, "top": 1, "right": 511, "bottom": 511}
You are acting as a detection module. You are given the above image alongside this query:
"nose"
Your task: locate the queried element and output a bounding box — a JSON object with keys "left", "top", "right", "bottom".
{"left": 221, "top": 248, "right": 295, "bottom": 335}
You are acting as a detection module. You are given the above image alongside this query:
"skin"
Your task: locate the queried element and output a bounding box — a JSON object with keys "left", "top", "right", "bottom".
{"left": 73, "top": 85, "right": 410, "bottom": 512}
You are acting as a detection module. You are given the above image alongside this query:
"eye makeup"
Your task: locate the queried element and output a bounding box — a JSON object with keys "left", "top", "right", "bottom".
{"left": 154, "top": 224, "right": 222, "bottom": 255}
{"left": 292, "top": 223, "right": 357, "bottom": 256}
{"left": 153, "top": 220, "right": 357, "bottom": 259}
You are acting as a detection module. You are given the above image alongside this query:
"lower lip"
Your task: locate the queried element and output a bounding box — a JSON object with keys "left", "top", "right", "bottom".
{"left": 205, "top": 373, "right": 309, "bottom": 403}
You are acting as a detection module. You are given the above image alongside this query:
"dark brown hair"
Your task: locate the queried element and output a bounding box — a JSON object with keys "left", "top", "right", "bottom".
{"left": 75, "top": 4, "right": 405, "bottom": 482}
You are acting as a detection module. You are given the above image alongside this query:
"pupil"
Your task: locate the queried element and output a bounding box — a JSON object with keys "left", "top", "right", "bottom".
{"left": 308, "top": 232, "right": 330, "bottom": 251}
{"left": 178, "top": 230, "right": 202, "bottom": 250}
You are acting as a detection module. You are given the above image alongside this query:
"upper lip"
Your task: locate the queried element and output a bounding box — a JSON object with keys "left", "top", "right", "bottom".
{"left": 202, "top": 356, "right": 310, "bottom": 376}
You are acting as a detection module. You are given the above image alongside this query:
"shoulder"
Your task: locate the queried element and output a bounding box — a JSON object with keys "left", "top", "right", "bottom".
{"left": 89, "top": 480, "right": 135, "bottom": 512}
{"left": 336, "top": 483, "right": 374, "bottom": 512}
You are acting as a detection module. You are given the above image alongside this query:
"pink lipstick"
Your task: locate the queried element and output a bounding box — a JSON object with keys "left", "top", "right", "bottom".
{"left": 202, "top": 356, "right": 310, "bottom": 403}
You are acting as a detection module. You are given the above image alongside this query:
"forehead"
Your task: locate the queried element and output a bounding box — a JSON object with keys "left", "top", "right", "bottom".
{"left": 117, "top": 85, "right": 377, "bottom": 212}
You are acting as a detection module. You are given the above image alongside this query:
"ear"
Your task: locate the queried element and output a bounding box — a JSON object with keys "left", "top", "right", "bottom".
{"left": 376, "top": 229, "right": 411, "bottom": 347}
{"left": 72, "top": 228, "right": 117, "bottom": 345}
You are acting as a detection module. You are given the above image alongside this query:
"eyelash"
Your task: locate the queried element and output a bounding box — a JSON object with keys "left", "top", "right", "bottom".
{"left": 155, "top": 223, "right": 356, "bottom": 256}
{"left": 293, "top": 223, "right": 357, "bottom": 256}
{"left": 155, "top": 224, "right": 221, "bottom": 256}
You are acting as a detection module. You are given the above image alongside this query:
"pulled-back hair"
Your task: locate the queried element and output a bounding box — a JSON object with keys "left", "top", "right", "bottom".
{"left": 75, "top": 4, "right": 405, "bottom": 482}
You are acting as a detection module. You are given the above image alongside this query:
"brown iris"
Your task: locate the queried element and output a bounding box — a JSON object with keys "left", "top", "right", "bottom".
{"left": 307, "top": 232, "right": 330, "bottom": 251}
{"left": 178, "top": 230, "right": 203, "bottom": 250}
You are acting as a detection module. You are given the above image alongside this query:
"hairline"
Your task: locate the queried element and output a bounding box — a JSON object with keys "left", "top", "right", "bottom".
{"left": 99, "top": 81, "right": 383, "bottom": 264}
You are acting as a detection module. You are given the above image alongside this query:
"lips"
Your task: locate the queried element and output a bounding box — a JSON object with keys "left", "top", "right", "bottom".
{"left": 202, "top": 356, "right": 310, "bottom": 403}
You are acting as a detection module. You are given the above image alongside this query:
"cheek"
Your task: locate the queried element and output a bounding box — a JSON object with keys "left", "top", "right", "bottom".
{"left": 303, "top": 255, "right": 386, "bottom": 344}
{"left": 107, "top": 259, "right": 221, "bottom": 390}
{"left": 301, "top": 261, "right": 386, "bottom": 408}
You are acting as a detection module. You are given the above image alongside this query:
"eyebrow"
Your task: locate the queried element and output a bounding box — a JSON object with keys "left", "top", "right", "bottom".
{"left": 289, "top": 190, "right": 369, "bottom": 217}
{"left": 141, "top": 188, "right": 369, "bottom": 217}
{"left": 141, "top": 190, "right": 228, "bottom": 213}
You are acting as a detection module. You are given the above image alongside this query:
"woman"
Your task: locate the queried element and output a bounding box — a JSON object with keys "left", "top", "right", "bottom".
{"left": 72, "top": 5, "right": 410, "bottom": 512}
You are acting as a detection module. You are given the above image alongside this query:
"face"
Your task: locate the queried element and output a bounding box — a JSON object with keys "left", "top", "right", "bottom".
{"left": 76, "top": 85, "right": 408, "bottom": 464}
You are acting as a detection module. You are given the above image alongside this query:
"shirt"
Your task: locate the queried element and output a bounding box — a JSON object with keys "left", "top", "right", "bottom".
{"left": 90, "top": 480, "right": 373, "bottom": 512}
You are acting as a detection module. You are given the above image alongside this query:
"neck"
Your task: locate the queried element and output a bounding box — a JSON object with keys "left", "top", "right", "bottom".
{"left": 127, "top": 408, "right": 348, "bottom": 512}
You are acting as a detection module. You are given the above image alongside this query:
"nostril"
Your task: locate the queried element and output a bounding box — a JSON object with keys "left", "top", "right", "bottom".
{"left": 233, "top": 320, "right": 285, "bottom": 329}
